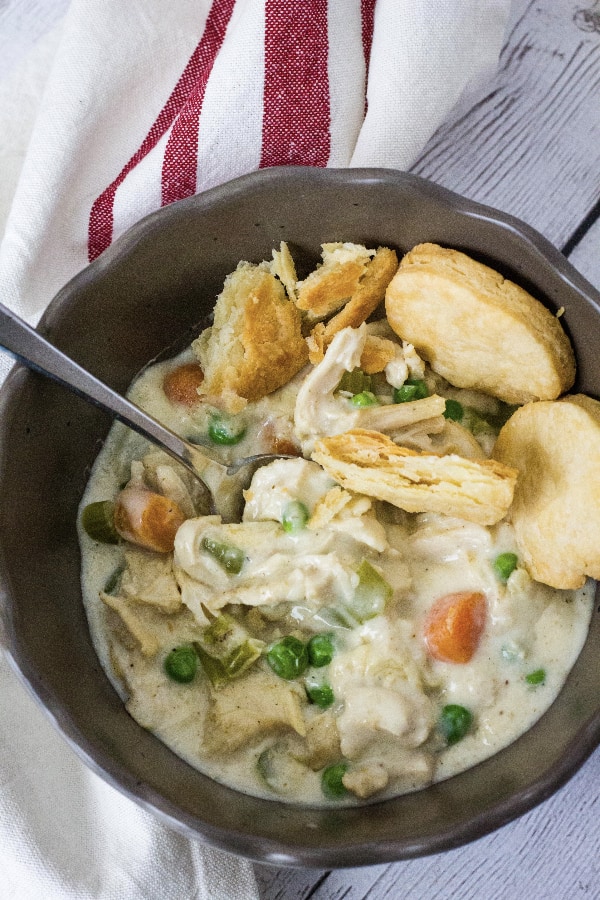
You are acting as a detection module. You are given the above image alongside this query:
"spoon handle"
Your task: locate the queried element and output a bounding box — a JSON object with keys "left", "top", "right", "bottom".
{"left": 0, "top": 302, "right": 222, "bottom": 489}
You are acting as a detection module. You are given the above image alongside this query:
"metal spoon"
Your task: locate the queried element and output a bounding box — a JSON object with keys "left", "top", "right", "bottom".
{"left": 0, "top": 303, "right": 289, "bottom": 522}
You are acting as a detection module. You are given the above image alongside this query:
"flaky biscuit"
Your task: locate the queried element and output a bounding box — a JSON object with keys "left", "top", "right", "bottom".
{"left": 296, "top": 243, "right": 375, "bottom": 321}
{"left": 385, "top": 243, "right": 575, "bottom": 404}
{"left": 312, "top": 428, "right": 517, "bottom": 525}
{"left": 193, "top": 262, "right": 308, "bottom": 412}
{"left": 493, "top": 394, "right": 600, "bottom": 588}
{"left": 270, "top": 241, "right": 299, "bottom": 302}
{"left": 307, "top": 247, "right": 399, "bottom": 364}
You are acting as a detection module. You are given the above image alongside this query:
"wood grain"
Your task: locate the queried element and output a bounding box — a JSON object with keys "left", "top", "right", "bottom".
{"left": 412, "top": 0, "right": 600, "bottom": 251}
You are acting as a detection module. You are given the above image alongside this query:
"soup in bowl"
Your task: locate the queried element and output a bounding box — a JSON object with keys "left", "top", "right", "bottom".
{"left": 1, "top": 168, "right": 600, "bottom": 866}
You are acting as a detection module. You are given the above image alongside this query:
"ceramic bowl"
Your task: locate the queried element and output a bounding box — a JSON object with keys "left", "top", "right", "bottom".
{"left": 1, "top": 167, "right": 599, "bottom": 867}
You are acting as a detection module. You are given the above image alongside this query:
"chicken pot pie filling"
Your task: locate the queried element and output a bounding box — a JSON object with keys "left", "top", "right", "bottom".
{"left": 79, "top": 241, "right": 594, "bottom": 806}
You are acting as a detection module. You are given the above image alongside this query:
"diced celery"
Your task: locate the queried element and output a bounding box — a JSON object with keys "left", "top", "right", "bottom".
{"left": 313, "top": 606, "right": 356, "bottom": 630}
{"left": 194, "top": 613, "right": 264, "bottom": 687}
{"left": 194, "top": 640, "right": 263, "bottom": 688}
{"left": 337, "top": 368, "right": 372, "bottom": 395}
{"left": 346, "top": 559, "right": 392, "bottom": 622}
{"left": 500, "top": 641, "right": 524, "bottom": 663}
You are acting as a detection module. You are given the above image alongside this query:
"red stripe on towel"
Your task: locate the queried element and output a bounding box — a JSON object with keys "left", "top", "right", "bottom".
{"left": 161, "top": 0, "right": 235, "bottom": 206}
{"left": 259, "top": 0, "right": 330, "bottom": 168}
{"left": 361, "top": 0, "right": 376, "bottom": 111}
{"left": 88, "top": 0, "right": 235, "bottom": 261}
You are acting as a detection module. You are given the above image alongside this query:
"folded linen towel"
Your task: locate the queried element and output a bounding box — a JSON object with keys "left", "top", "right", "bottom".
{"left": 0, "top": 1, "right": 511, "bottom": 897}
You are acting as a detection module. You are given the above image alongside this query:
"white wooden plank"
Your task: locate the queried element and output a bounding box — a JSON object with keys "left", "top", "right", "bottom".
{"left": 254, "top": 866, "right": 330, "bottom": 900}
{"left": 298, "top": 753, "right": 600, "bottom": 900}
{"left": 412, "top": 0, "right": 600, "bottom": 250}
{"left": 256, "top": 750, "right": 600, "bottom": 900}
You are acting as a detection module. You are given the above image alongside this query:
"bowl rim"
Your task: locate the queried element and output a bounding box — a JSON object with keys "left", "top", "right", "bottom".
{"left": 1, "top": 165, "right": 600, "bottom": 868}
{"left": 40, "top": 166, "right": 600, "bottom": 333}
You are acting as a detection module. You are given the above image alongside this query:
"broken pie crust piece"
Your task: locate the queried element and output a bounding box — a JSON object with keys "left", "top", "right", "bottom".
{"left": 312, "top": 428, "right": 518, "bottom": 526}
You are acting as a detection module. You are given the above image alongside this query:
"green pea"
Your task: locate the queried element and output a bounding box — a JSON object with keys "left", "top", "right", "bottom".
{"left": 208, "top": 415, "right": 246, "bottom": 445}
{"left": 81, "top": 500, "right": 119, "bottom": 544}
{"left": 282, "top": 500, "right": 310, "bottom": 533}
{"left": 525, "top": 668, "right": 546, "bottom": 686}
{"left": 266, "top": 635, "right": 309, "bottom": 680}
{"left": 493, "top": 552, "right": 518, "bottom": 582}
{"left": 393, "top": 378, "right": 429, "bottom": 404}
{"left": 439, "top": 704, "right": 473, "bottom": 745}
{"left": 202, "top": 536, "right": 245, "bottom": 574}
{"left": 321, "top": 762, "right": 350, "bottom": 799}
{"left": 305, "top": 677, "right": 334, "bottom": 709}
{"left": 349, "top": 390, "right": 379, "bottom": 408}
{"left": 164, "top": 646, "right": 198, "bottom": 684}
{"left": 443, "top": 399, "right": 464, "bottom": 422}
{"left": 307, "top": 633, "right": 335, "bottom": 667}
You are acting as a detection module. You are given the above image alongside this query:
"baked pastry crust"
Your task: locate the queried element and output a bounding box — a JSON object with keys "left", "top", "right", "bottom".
{"left": 307, "top": 247, "right": 399, "bottom": 365}
{"left": 493, "top": 394, "right": 600, "bottom": 588}
{"left": 296, "top": 242, "right": 375, "bottom": 321}
{"left": 193, "top": 262, "right": 308, "bottom": 412}
{"left": 385, "top": 243, "right": 575, "bottom": 404}
{"left": 312, "top": 428, "right": 517, "bottom": 525}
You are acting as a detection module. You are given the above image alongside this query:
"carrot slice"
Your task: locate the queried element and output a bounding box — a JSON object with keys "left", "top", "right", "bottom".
{"left": 114, "top": 487, "right": 186, "bottom": 553}
{"left": 423, "top": 591, "right": 486, "bottom": 663}
{"left": 163, "top": 362, "right": 204, "bottom": 406}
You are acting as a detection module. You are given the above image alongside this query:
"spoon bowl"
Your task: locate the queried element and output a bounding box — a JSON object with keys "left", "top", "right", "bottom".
{"left": 0, "top": 302, "right": 285, "bottom": 521}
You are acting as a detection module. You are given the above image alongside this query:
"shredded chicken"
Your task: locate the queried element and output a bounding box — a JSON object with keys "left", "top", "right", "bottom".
{"left": 293, "top": 325, "right": 446, "bottom": 454}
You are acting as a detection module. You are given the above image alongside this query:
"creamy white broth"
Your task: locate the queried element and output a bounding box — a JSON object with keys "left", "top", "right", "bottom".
{"left": 78, "top": 340, "right": 594, "bottom": 806}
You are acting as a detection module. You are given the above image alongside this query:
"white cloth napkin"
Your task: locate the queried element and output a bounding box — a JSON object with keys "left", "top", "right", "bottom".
{"left": 0, "top": 1, "right": 511, "bottom": 897}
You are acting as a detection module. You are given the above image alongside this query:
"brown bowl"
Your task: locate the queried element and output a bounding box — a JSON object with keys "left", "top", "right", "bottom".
{"left": 1, "top": 167, "right": 599, "bottom": 867}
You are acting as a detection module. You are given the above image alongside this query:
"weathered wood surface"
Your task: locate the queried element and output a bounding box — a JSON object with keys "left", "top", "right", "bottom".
{"left": 413, "top": 0, "right": 600, "bottom": 252}
{"left": 255, "top": 0, "right": 600, "bottom": 896}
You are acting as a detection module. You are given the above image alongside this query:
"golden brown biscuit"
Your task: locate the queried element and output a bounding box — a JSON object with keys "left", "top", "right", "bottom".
{"left": 385, "top": 243, "right": 575, "bottom": 404}
{"left": 296, "top": 242, "right": 375, "bottom": 321}
{"left": 270, "top": 241, "right": 299, "bottom": 302}
{"left": 493, "top": 394, "right": 600, "bottom": 588}
{"left": 193, "top": 262, "right": 308, "bottom": 412}
{"left": 307, "top": 247, "right": 399, "bottom": 364}
{"left": 312, "top": 428, "right": 517, "bottom": 525}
